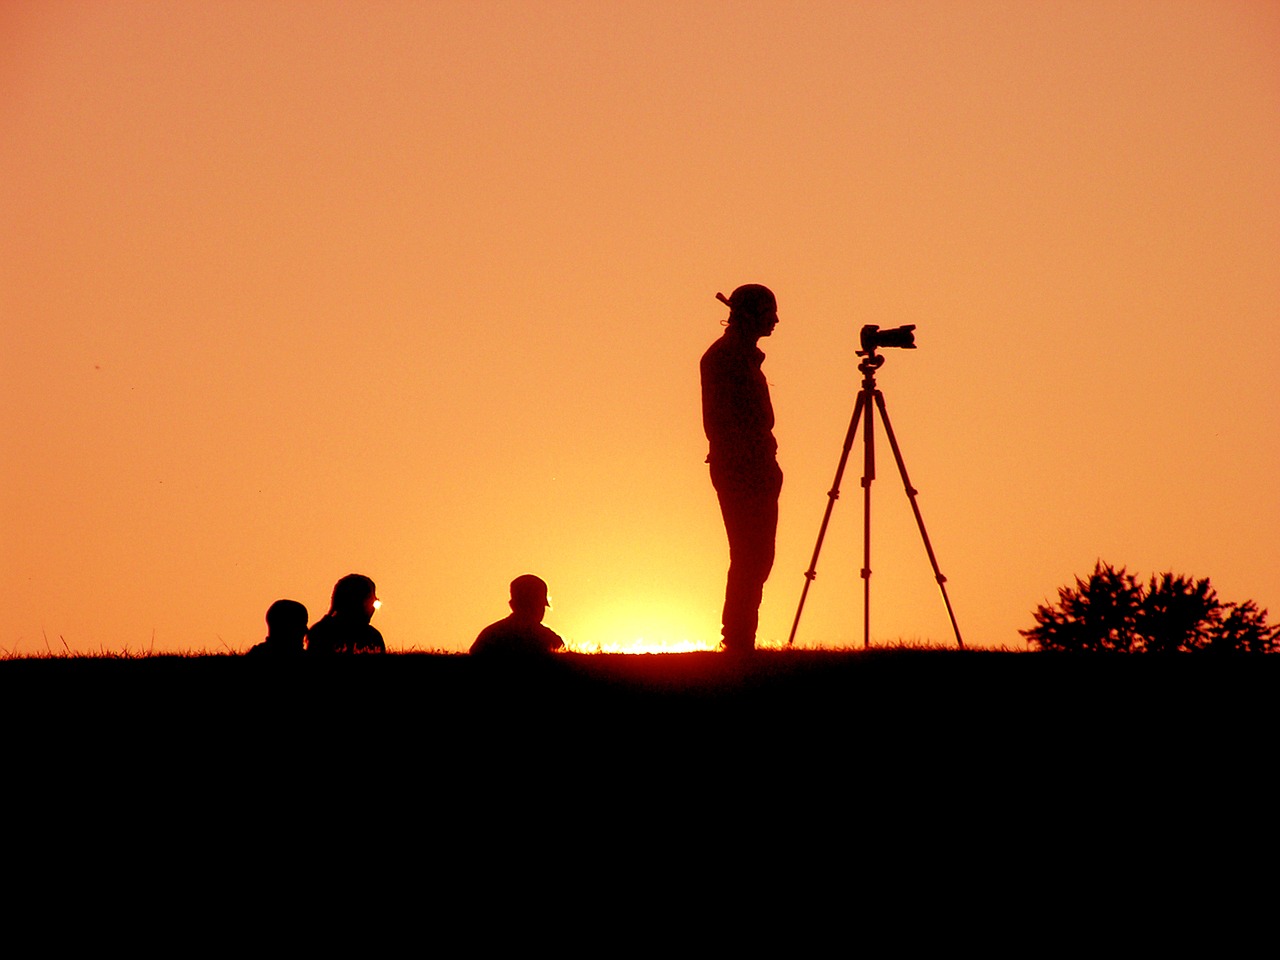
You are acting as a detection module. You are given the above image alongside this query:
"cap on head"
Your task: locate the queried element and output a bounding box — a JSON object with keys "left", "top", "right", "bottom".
{"left": 720, "top": 283, "right": 776, "bottom": 324}
{"left": 510, "top": 574, "right": 551, "bottom": 610}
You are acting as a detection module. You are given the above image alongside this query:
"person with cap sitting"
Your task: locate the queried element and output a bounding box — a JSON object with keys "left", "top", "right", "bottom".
{"left": 470, "top": 574, "right": 565, "bottom": 656}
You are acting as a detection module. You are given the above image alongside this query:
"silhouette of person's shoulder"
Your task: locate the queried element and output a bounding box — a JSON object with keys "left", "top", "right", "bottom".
{"left": 247, "top": 639, "right": 293, "bottom": 657}
{"left": 308, "top": 616, "right": 385, "bottom": 655}
{"left": 700, "top": 331, "right": 730, "bottom": 373}
{"left": 307, "top": 616, "right": 338, "bottom": 654}
{"left": 356, "top": 623, "right": 386, "bottom": 654}
{"left": 470, "top": 616, "right": 564, "bottom": 657}
{"left": 700, "top": 327, "right": 758, "bottom": 369}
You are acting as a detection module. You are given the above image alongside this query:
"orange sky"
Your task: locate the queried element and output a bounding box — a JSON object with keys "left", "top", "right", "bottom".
{"left": 3, "top": 1, "right": 1277, "bottom": 655}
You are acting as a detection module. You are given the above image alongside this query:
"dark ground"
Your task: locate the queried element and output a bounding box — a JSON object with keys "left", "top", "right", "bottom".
{"left": 4, "top": 649, "right": 1274, "bottom": 927}
{"left": 5, "top": 649, "right": 1273, "bottom": 777}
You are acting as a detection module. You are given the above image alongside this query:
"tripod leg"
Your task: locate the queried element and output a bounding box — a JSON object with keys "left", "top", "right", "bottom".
{"left": 787, "top": 390, "right": 867, "bottom": 645}
{"left": 861, "top": 387, "right": 875, "bottom": 648}
{"left": 873, "top": 391, "right": 965, "bottom": 649}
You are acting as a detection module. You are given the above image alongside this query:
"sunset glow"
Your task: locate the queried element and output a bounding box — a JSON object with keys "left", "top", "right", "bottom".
{"left": 3, "top": 2, "right": 1277, "bottom": 656}
{"left": 567, "top": 637, "right": 716, "bottom": 655}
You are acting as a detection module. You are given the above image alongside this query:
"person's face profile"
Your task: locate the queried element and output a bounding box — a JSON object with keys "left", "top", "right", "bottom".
{"left": 740, "top": 306, "right": 778, "bottom": 338}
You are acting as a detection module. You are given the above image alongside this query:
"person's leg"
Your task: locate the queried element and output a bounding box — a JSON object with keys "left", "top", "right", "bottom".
{"left": 713, "top": 464, "right": 780, "bottom": 650}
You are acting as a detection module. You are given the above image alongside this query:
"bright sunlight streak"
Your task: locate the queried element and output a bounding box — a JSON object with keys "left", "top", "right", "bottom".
{"left": 566, "top": 635, "right": 716, "bottom": 654}
{"left": 565, "top": 600, "right": 728, "bottom": 653}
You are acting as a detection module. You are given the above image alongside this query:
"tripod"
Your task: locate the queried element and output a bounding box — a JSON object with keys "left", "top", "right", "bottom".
{"left": 787, "top": 342, "right": 963, "bottom": 649}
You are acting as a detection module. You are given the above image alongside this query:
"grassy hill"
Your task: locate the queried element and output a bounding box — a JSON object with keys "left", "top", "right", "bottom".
{"left": 4, "top": 649, "right": 1269, "bottom": 899}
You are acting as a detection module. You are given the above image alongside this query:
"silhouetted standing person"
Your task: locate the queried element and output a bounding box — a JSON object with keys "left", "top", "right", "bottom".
{"left": 306, "top": 574, "right": 386, "bottom": 654}
{"left": 247, "top": 598, "right": 308, "bottom": 657}
{"left": 701, "top": 284, "right": 782, "bottom": 652}
{"left": 471, "top": 574, "right": 565, "bottom": 656}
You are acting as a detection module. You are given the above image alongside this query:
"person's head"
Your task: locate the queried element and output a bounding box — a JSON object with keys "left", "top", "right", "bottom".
{"left": 265, "top": 598, "right": 308, "bottom": 646}
{"left": 508, "top": 574, "right": 551, "bottom": 623}
{"left": 721, "top": 283, "right": 778, "bottom": 339}
{"left": 329, "top": 574, "right": 379, "bottom": 621}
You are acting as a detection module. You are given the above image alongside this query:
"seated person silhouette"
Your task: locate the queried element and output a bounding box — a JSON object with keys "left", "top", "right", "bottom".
{"left": 306, "top": 574, "right": 386, "bottom": 654}
{"left": 470, "top": 574, "right": 565, "bottom": 656}
{"left": 247, "top": 599, "right": 308, "bottom": 656}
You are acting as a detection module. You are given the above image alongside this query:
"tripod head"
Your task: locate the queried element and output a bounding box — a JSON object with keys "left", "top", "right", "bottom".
{"left": 856, "top": 324, "right": 916, "bottom": 374}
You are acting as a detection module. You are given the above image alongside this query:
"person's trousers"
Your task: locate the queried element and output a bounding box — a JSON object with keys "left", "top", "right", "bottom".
{"left": 711, "top": 459, "right": 782, "bottom": 650}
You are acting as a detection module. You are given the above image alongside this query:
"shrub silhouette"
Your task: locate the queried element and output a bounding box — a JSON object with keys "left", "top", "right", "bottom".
{"left": 1022, "top": 562, "right": 1278, "bottom": 653}
{"left": 1139, "top": 572, "right": 1219, "bottom": 653}
{"left": 1021, "top": 563, "right": 1143, "bottom": 652}
{"left": 1209, "top": 599, "right": 1279, "bottom": 654}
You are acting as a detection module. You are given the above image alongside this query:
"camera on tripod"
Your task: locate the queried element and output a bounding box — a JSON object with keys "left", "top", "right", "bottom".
{"left": 858, "top": 324, "right": 916, "bottom": 357}
{"left": 789, "top": 316, "right": 963, "bottom": 649}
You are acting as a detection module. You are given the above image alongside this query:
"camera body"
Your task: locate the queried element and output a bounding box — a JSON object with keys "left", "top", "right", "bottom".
{"left": 858, "top": 324, "right": 916, "bottom": 357}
